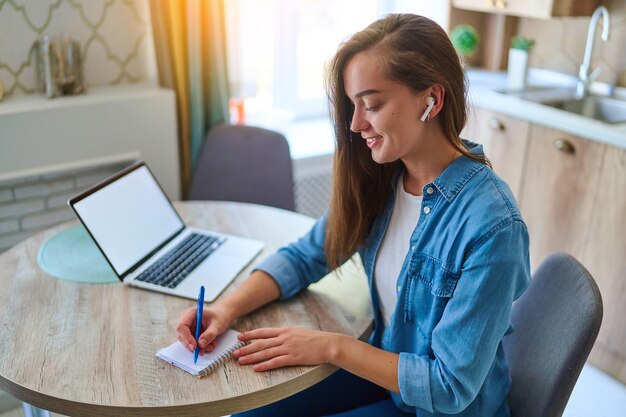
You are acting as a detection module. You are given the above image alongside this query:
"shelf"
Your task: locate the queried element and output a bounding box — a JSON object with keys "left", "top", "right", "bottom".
{"left": 0, "top": 83, "right": 166, "bottom": 116}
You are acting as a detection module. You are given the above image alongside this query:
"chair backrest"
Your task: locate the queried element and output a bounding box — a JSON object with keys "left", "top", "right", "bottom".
{"left": 188, "top": 124, "right": 295, "bottom": 211}
{"left": 503, "top": 252, "right": 603, "bottom": 417}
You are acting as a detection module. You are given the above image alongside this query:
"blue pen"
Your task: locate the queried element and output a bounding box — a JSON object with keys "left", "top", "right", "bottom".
{"left": 194, "top": 285, "right": 205, "bottom": 364}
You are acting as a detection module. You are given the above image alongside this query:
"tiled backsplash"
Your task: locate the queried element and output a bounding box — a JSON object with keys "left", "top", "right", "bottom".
{"left": 0, "top": 161, "right": 133, "bottom": 253}
{"left": 0, "top": 0, "right": 154, "bottom": 98}
{"left": 517, "top": 0, "right": 626, "bottom": 86}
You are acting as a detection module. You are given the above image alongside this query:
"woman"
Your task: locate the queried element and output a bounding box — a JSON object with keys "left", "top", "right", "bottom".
{"left": 176, "top": 14, "right": 530, "bottom": 417}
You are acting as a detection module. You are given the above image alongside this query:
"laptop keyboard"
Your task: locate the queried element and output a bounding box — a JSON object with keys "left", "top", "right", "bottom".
{"left": 135, "top": 232, "right": 226, "bottom": 289}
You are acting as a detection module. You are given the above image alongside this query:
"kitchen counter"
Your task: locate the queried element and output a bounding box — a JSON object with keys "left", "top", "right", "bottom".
{"left": 466, "top": 68, "right": 626, "bottom": 150}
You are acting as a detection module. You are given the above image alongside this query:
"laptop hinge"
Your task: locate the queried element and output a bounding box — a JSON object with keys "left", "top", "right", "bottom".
{"left": 120, "top": 226, "right": 186, "bottom": 280}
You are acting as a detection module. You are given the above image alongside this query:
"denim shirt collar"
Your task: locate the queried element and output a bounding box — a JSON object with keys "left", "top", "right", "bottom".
{"left": 393, "top": 140, "right": 487, "bottom": 202}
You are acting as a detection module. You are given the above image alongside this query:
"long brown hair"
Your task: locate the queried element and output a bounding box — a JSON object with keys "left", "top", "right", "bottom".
{"left": 324, "top": 13, "right": 489, "bottom": 270}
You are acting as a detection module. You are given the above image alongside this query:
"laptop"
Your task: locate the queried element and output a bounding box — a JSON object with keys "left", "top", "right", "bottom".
{"left": 68, "top": 161, "right": 264, "bottom": 302}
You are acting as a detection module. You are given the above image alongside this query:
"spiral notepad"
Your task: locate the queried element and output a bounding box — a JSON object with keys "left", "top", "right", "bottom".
{"left": 156, "top": 329, "right": 245, "bottom": 378}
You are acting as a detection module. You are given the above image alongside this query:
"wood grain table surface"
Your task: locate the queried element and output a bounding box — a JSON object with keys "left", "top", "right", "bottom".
{"left": 0, "top": 201, "right": 373, "bottom": 417}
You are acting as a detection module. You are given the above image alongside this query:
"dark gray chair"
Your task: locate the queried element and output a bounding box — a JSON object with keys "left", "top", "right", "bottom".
{"left": 189, "top": 124, "right": 295, "bottom": 211}
{"left": 503, "top": 252, "right": 603, "bottom": 417}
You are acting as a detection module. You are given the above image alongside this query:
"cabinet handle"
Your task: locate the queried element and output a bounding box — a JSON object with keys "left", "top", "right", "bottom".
{"left": 553, "top": 138, "right": 576, "bottom": 154}
{"left": 488, "top": 117, "right": 505, "bottom": 131}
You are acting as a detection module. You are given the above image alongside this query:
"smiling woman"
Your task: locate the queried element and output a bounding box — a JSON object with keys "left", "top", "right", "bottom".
{"left": 325, "top": 14, "right": 491, "bottom": 269}
{"left": 176, "top": 13, "right": 531, "bottom": 417}
{"left": 342, "top": 51, "right": 432, "bottom": 164}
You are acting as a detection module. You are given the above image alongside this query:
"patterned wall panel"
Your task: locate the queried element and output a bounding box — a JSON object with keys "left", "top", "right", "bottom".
{"left": 0, "top": 0, "right": 155, "bottom": 98}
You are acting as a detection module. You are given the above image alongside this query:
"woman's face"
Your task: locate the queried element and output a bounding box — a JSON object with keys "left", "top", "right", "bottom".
{"left": 343, "top": 50, "right": 430, "bottom": 165}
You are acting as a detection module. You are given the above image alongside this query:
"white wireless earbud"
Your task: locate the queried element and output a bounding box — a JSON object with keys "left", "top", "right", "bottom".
{"left": 420, "top": 97, "right": 435, "bottom": 122}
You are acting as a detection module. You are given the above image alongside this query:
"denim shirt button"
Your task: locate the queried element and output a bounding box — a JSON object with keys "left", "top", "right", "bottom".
{"left": 424, "top": 206, "right": 431, "bottom": 214}
{"left": 426, "top": 186, "right": 434, "bottom": 195}
{"left": 397, "top": 285, "right": 401, "bottom": 292}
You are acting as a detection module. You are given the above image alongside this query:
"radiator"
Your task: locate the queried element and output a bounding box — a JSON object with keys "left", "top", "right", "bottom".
{"left": 293, "top": 154, "right": 333, "bottom": 220}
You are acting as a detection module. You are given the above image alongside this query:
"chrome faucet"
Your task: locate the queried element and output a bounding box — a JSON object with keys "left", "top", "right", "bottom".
{"left": 577, "top": 6, "right": 610, "bottom": 99}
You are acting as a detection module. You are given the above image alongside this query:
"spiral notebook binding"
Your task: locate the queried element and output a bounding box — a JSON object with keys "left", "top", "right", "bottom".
{"left": 196, "top": 340, "right": 246, "bottom": 378}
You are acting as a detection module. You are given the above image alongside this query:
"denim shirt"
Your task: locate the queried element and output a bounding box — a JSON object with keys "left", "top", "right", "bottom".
{"left": 255, "top": 142, "right": 531, "bottom": 416}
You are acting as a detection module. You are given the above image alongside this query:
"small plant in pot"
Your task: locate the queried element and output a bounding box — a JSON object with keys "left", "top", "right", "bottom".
{"left": 450, "top": 24, "right": 480, "bottom": 67}
{"left": 507, "top": 36, "right": 535, "bottom": 89}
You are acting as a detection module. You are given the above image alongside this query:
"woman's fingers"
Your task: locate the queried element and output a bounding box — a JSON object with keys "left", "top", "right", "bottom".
{"left": 237, "top": 345, "right": 287, "bottom": 365}
{"left": 176, "top": 307, "right": 198, "bottom": 351}
{"left": 199, "top": 321, "right": 220, "bottom": 349}
{"left": 176, "top": 307, "right": 227, "bottom": 352}
{"left": 252, "top": 355, "right": 293, "bottom": 372}
{"left": 234, "top": 337, "right": 284, "bottom": 358}
{"left": 238, "top": 327, "right": 284, "bottom": 341}
{"left": 233, "top": 327, "right": 333, "bottom": 371}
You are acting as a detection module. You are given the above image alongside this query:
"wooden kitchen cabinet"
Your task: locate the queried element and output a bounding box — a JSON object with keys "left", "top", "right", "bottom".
{"left": 466, "top": 105, "right": 626, "bottom": 384}
{"left": 579, "top": 145, "right": 626, "bottom": 383}
{"left": 452, "top": 0, "right": 601, "bottom": 19}
{"left": 519, "top": 124, "right": 605, "bottom": 271}
{"left": 463, "top": 107, "right": 530, "bottom": 201}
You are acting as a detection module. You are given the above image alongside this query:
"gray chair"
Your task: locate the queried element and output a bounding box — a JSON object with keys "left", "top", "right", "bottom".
{"left": 189, "top": 124, "right": 295, "bottom": 211}
{"left": 503, "top": 252, "right": 603, "bottom": 417}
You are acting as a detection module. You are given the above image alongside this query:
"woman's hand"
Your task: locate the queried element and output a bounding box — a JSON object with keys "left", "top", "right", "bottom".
{"left": 175, "top": 270, "right": 281, "bottom": 356}
{"left": 176, "top": 304, "right": 234, "bottom": 354}
{"left": 233, "top": 327, "right": 340, "bottom": 371}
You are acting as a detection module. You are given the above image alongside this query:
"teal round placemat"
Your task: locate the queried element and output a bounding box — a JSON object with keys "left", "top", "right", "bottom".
{"left": 37, "top": 225, "right": 118, "bottom": 283}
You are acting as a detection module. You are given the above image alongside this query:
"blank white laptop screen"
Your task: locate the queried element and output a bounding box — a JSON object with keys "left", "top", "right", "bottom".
{"left": 72, "top": 166, "right": 183, "bottom": 276}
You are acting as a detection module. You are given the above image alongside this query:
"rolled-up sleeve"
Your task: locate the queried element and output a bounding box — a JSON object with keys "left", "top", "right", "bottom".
{"left": 398, "top": 219, "right": 530, "bottom": 414}
{"left": 254, "top": 213, "right": 331, "bottom": 300}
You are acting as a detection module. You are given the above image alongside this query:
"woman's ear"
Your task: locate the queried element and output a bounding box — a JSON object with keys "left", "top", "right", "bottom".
{"left": 422, "top": 85, "right": 445, "bottom": 121}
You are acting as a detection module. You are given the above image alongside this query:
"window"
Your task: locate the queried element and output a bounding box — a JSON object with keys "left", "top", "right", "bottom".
{"left": 226, "top": 0, "right": 394, "bottom": 125}
{"left": 225, "top": 1, "right": 450, "bottom": 158}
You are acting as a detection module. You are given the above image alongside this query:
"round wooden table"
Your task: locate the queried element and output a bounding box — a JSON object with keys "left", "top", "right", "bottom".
{"left": 0, "top": 201, "right": 373, "bottom": 417}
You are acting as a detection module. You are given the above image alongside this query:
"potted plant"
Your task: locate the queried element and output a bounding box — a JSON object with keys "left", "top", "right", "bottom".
{"left": 507, "top": 36, "right": 535, "bottom": 89}
{"left": 450, "top": 24, "right": 480, "bottom": 67}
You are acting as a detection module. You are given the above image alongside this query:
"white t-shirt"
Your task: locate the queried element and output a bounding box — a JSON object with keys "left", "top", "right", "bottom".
{"left": 374, "top": 175, "right": 422, "bottom": 325}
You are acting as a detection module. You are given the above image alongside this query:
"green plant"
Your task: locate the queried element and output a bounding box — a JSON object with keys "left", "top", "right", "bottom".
{"left": 511, "top": 36, "right": 535, "bottom": 52}
{"left": 450, "top": 24, "right": 479, "bottom": 57}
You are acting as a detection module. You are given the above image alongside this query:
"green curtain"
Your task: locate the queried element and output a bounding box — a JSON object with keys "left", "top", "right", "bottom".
{"left": 150, "top": 0, "right": 230, "bottom": 197}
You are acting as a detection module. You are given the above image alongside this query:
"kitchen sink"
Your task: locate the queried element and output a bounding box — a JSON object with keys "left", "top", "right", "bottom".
{"left": 539, "top": 95, "right": 626, "bottom": 124}
{"left": 470, "top": 68, "right": 626, "bottom": 124}
{"left": 493, "top": 86, "right": 626, "bottom": 124}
